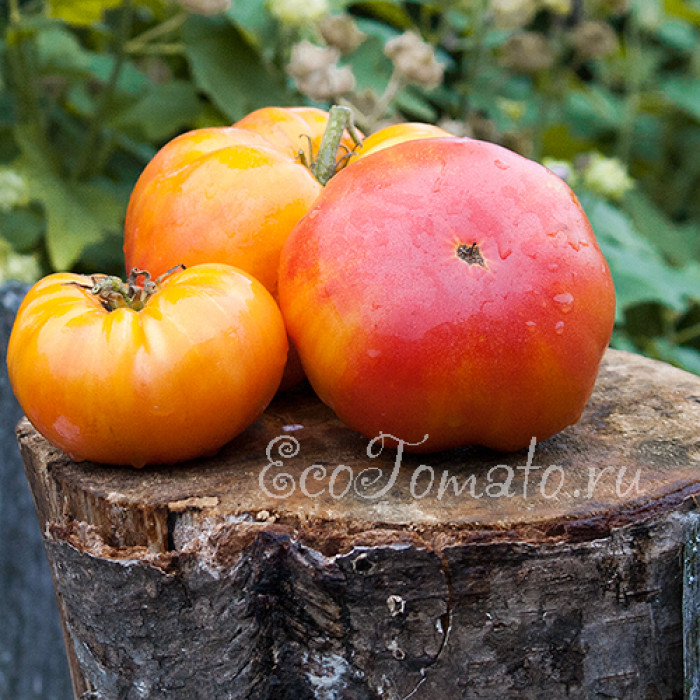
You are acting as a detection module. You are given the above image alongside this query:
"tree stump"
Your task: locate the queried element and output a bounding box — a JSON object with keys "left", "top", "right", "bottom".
{"left": 16, "top": 348, "right": 700, "bottom": 700}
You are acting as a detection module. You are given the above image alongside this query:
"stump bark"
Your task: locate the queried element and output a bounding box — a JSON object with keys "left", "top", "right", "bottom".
{"left": 17, "top": 348, "right": 700, "bottom": 700}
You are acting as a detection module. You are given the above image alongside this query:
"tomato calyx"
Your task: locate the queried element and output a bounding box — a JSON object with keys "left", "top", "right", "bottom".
{"left": 299, "top": 105, "right": 363, "bottom": 186}
{"left": 67, "top": 264, "right": 185, "bottom": 312}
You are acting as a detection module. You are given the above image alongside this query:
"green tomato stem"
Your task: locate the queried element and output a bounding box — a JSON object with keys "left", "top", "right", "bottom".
{"left": 311, "top": 105, "right": 363, "bottom": 186}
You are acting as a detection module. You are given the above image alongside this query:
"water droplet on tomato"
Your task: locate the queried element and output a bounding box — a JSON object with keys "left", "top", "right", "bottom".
{"left": 494, "top": 160, "right": 509, "bottom": 170}
{"left": 548, "top": 262, "right": 559, "bottom": 272}
{"left": 367, "top": 349, "right": 381, "bottom": 358}
{"left": 553, "top": 292, "right": 574, "bottom": 314}
{"left": 555, "top": 321, "right": 565, "bottom": 335}
{"left": 525, "top": 320, "right": 537, "bottom": 330}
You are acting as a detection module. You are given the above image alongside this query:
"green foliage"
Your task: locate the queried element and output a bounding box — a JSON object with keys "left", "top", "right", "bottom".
{"left": 0, "top": 0, "right": 698, "bottom": 374}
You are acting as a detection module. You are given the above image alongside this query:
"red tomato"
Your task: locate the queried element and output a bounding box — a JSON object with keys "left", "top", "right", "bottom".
{"left": 279, "top": 137, "right": 616, "bottom": 453}
{"left": 7, "top": 264, "right": 288, "bottom": 467}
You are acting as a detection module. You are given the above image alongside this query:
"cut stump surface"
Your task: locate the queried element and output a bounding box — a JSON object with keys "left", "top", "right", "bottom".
{"left": 17, "top": 349, "right": 700, "bottom": 699}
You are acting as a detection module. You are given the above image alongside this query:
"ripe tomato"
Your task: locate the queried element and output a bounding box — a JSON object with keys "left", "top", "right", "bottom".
{"left": 123, "top": 106, "right": 357, "bottom": 298}
{"left": 279, "top": 137, "right": 616, "bottom": 453}
{"left": 123, "top": 106, "right": 362, "bottom": 389}
{"left": 347, "top": 122, "right": 451, "bottom": 163}
{"left": 7, "top": 263, "right": 287, "bottom": 467}
{"left": 123, "top": 107, "right": 449, "bottom": 389}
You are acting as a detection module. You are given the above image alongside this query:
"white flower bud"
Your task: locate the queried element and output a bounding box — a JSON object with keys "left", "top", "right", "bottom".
{"left": 320, "top": 14, "right": 367, "bottom": 54}
{"left": 384, "top": 31, "right": 444, "bottom": 90}
{"left": 269, "top": 0, "right": 329, "bottom": 26}
{"left": 568, "top": 21, "right": 618, "bottom": 61}
{"left": 501, "top": 32, "right": 555, "bottom": 73}
{"left": 543, "top": 158, "right": 575, "bottom": 183}
{"left": 490, "top": 0, "right": 538, "bottom": 29}
{"left": 288, "top": 40, "right": 338, "bottom": 75}
{"left": 287, "top": 41, "right": 355, "bottom": 101}
{"left": 582, "top": 154, "right": 634, "bottom": 201}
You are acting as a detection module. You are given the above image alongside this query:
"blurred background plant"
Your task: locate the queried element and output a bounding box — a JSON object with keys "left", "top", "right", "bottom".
{"left": 0, "top": 0, "right": 699, "bottom": 373}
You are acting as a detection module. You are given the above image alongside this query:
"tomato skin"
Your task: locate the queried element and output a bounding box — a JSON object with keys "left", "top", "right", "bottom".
{"left": 348, "top": 122, "right": 452, "bottom": 163}
{"left": 123, "top": 106, "right": 364, "bottom": 390}
{"left": 7, "top": 263, "right": 288, "bottom": 467}
{"left": 123, "top": 126, "right": 321, "bottom": 300}
{"left": 279, "top": 137, "right": 616, "bottom": 453}
{"left": 123, "top": 106, "right": 360, "bottom": 298}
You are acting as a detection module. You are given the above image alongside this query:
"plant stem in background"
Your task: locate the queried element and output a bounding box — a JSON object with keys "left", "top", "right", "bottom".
{"left": 71, "top": 0, "right": 135, "bottom": 181}
{"left": 125, "top": 11, "right": 188, "bottom": 53}
{"left": 674, "top": 321, "right": 700, "bottom": 346}
{"left": 8, "top": 0, "right": 20, "bottom": 24}
{"left": 368, "top": 68, "right": 405, "bottom": 128}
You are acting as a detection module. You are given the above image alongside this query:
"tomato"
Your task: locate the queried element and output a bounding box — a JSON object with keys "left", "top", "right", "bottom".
{"left": 347, "top": 122, "right": 451, "bottom": 163}
{"left": 123, "top": 107, "right": 357, "bottom": 298}
{"left": 279, "top": 137, "right": 616, "bottom": 453}
{"left": 7, "top": 263, "right": 287, "bottom": 467}
{"left": 123, "top": 106, "right": 361, "bottom": 389}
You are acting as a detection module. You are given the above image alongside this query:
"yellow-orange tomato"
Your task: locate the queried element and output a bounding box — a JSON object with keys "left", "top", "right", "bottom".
{"left": 123, "top": 107, "right": 358, "bottom": 299}
{"left": 347, "top": 122, "right": 452, "bottom": 163}
{"left": 7, "top": 263, "right": 287, "bottom": 467}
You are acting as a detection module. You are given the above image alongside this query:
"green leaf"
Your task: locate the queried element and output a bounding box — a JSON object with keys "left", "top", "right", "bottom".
{"left": 49, "top": 0, "right": 123, "bottom": 26}
{"left": 347, "top": 19, "right": 397, "bottom": 95}
{"left": 650, "top": 338, "right": 700, "bottom": 376}
{"left": 395, "top": 86, "right": 437, "bottom": 122}
{"left": 225, "top": 0, "right": 278, "bottom": 58}
{"left": 0, "top": 205, "right": 45, "bottom": 253}
{"left": 580, "top": 192, "right": 700, "bottom": 319}
{"left": 27, "top": 170, "right": 123, "bottom": 270}
{"left": 349, "top": 1, "right": 412, "bottom": 29}
{"left": 14, "top": 128, "right": 124, "bottom": 270}
{"left": 656, "top": 20, "right": 699, "bottom": 49}
{"left": 623, "top": 188, "right": 700, "bottom": 264}
{"left": 35, "top": 24, "right": 93, "bottom": 78}
{"left": 565, "top": 85, "right": 626, "bottom": 136}
{"left": 182, "top": 15, "right": 292, "bottom": 122}
{"left": 87, "top": 53, "right": 150, "bottom": 95}
{"left": 110, "top": 80, "right": 202, "bottom": 142}
{"left": 662, "top": 77, "right": 700, "bottom": 121}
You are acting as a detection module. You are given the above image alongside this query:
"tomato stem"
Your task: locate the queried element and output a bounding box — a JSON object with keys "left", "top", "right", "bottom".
{"left": 311, "top": 105, "right": 363, "bottom": 186}
{"left": 67, "top": 264, "right": 185, "bottom": 312}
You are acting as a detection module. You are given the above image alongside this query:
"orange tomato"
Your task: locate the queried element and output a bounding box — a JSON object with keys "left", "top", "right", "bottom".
{"left": 7, "top": 263, "right": 287, "bottom": 467}
{"left": 347, "top": 122, "right": 452, "bottom": 163}
{"left": 123, "top": 106, "right": 362, "bottom": 390}
{"left": 123, "top": 106, "right": 358, "bottom": 300}
{"left": 123, "top": 108, "right": 453, "bottom": 390}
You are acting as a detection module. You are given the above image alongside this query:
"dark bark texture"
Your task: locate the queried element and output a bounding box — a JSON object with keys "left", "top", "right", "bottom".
{"left": 16, "top": 349, "right": 700, "bottom": 700}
